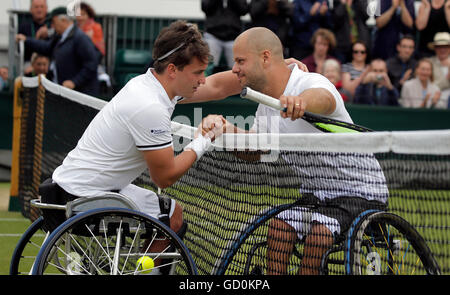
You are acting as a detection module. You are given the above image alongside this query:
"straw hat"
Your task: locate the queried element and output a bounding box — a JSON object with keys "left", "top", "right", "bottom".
{"left": 428, "top": 32, "right": 450, "bottom": 50}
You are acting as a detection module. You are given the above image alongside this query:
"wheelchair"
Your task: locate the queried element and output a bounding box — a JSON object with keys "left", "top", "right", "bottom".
{"left": 10, "top": 181, "right": 197, "bottom": 275}
{"left": 213, "top": 197, "right": 441, "bottom": 275}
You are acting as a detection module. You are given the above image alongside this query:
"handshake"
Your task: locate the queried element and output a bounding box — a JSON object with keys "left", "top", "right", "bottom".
{"left": 184, "top": 115, "right": 229, "bottom": 162}
{"left": 195, "top": 114, "right": 229, "bottom": 141}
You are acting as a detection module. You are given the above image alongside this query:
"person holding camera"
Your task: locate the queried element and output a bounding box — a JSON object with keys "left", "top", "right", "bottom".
{"left": 353, "top": 58, "right": 400, "bottom": 105}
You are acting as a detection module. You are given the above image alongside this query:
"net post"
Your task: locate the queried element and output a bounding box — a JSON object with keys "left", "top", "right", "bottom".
{"left": 9, "top": 76, "right": 23, "bottom": 211}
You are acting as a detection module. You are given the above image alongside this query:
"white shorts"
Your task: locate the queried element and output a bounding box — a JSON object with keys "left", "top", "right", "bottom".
{"left": 118, "top": 184, "right": 176, "bottom": 219}
{"left": 277, "top": 207, "right": 341, "bottom": 241}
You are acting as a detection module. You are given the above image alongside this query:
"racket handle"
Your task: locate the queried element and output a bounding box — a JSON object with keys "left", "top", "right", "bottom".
{"left": 240, "top": 87, "right": 287, "bottom": 112}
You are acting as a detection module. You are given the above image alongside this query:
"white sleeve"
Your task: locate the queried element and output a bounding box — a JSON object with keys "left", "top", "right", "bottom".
{"left": 127, "top": 105, "right": 173, "bottom": 151}
{"left": 304, "top": 73, "right": 352, "bottom": 122}
{"left": 250, "top": 104, "right": 268, "bottom": 133}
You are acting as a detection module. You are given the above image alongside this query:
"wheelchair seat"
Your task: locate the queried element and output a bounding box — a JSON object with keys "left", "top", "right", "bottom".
{"left": 66, "top": 193, "right": 139, "bottom": 218}
{"left": 36, "top": 179, "right": 139, "bottom": 232}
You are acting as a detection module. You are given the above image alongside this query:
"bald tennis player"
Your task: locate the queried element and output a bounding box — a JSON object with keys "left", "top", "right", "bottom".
{"left": 197, "top": 27, "right": 388, "bottom": 275}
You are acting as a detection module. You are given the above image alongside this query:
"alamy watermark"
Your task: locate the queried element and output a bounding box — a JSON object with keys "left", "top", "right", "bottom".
{"left": 172, "top": 109, "right": 281, "bottom": 162}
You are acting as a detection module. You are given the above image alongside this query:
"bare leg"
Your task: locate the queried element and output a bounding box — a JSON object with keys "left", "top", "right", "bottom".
{"left": 299, "top": 222, "right": 333, "bottom": 275}
{"left": 142, "top": 203, "right": 184, "bottom": 267}
{"left": 267, "top": 218, "right": 297, "bottom": 275}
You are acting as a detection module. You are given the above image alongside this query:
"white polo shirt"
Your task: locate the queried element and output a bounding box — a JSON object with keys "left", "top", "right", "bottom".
{"left": 251, "top": 64, "right": 353, "bottom": 134}
{"left": 251, "top": 64, "right": 389, "bottom": 203}
{"left": 53, "top": 68, "right": 180, "bottom": 197}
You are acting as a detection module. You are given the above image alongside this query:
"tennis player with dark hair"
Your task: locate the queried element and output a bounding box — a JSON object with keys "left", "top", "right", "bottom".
{"left": 50, "top": 20, "right": 224, "bottom": 274}
{"left": 198, "top": 27, "right": 389, "bottom": 275}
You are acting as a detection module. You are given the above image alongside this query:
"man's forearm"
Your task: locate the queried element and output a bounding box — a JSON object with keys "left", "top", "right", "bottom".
{"left": 301, "top": 88, "right": 336, "bottom": 115}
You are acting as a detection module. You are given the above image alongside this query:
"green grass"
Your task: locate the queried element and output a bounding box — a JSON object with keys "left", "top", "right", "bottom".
{"left": 0, "top": 211, "right": 32, "bottom": 275}
{"left": 2, "top": 186, "right": 450, "bottom": 275}
{"left": 166, "top": 185, "right": 450, "bottom": 275}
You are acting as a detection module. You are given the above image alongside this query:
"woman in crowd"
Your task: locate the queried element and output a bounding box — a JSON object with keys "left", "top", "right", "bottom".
{"left": 76, "top": 2, "right": 105, "bottom": 59}
{"left": 400, "top": 58, "right": 445, "bottom": 108}
{"left": 341, "top": 41, "right": 370, "bottom": 100}
{"left": 321, "top": 58, "right": 350, "bottom": 102}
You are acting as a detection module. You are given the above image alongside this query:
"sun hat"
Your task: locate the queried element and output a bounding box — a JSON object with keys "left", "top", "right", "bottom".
{"left": 428, "top": 32, "right": 450, "bottom": 50}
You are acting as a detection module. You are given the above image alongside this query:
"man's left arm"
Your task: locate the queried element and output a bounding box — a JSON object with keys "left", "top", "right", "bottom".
{"left": 70, "top": 33, "right": 99, "bottom": 89}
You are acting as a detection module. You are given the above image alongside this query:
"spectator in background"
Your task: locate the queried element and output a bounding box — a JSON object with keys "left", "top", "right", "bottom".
{"left": 321, "top": 58, "right": 351, "bottom": 101}
{"left": 24, "top": 53, "right": 50, "bottom": 78}
{"left": 386, "top": 35, "right": 417, "bottom": 93}
{"left": 372, "top": 0, "right": 415, "bottom": 60}
{"left": 16, "top": 7, "right": 100, "bottom": 96}
{"left": 18, "top": 0, "right": 49, "bottom": 74}
{"left": 351, "top": 0, "right": 372, "bottom": 56}
{"left": 0, "top": 66, "right": 8, "bottom": 91}
{"left": 354, "top": 58, "right": 399, "bottom": 106}
{"left": 342, "top": 41, "right": 370, "bottom": 99}
{"left": 201, "top": 0, "right": 249, "bottom": 71}
{"left": 76, "top": 2, "right": 105, "bottom": 61}
{"left": 400, "top": 58, "right": 444, "bottom": 108}
{"left": 428, "top": 32, "right": 450, "bottom": 105}
{"left": 301, "top": 28, "right": 339, "bottom": 73}
{"left": 330, "top": 0, "right": 357, "bottom": 64}
{"left": 290, "top": 0, "right": 333, "bottom": 61}
{"left": 415, "top": 0, "right": 450, "bottom": 57}
{"left": 249, "top": 0, "right": 294, "bottom": 55}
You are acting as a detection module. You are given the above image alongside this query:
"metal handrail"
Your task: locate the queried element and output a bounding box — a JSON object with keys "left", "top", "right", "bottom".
{"left": 30, "top": 198, "right": 67, "bottom": 210}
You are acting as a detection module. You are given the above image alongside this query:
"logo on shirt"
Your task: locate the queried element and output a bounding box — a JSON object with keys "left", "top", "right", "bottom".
{"left": 150, "top": 129, "right": 167, "bottom": 135}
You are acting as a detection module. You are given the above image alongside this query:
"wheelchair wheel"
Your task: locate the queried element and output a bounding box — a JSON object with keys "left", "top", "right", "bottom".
{"left": 213, "top": 203, "right": 301, "bottom": 275}
{"left": 345, "top": 211, "right": 441, "bottom": 275}
{"left": 10, "top": 217, "right": 49, "bottom": 275}
{"left": 32, "top": 208, "right": 197, "bottom": 275}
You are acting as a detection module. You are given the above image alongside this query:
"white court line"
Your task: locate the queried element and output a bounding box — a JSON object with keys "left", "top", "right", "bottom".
{"left": 0, "top": 233, "right": 45, "bottom": 237}
{"left": 0, "top": 218, "right": 30, "bottom": 222}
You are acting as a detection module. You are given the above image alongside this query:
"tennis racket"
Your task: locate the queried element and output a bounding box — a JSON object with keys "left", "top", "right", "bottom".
{"left": 240, "top": 87, "right": 373, "bottom": 133}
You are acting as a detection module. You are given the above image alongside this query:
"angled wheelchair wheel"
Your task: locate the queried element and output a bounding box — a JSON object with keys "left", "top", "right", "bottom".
{"left": 10, "top": 217, "right": 50, "bottom": 275}
{"left": 32, "top": 208, "right": 197, "bottom": 275}
{"left": 213, "top": 203, "right": 302, "bottom": 275}
{"left": 345, "top": 211, "right": 441, "bottom": 275}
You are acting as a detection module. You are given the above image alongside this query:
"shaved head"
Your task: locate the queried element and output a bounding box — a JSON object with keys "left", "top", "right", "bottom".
{"left": 235, "top": 27, "right": 284, "bottom": 60}
{"left": 232, "top": 27, "right": 291, "bottom": 94}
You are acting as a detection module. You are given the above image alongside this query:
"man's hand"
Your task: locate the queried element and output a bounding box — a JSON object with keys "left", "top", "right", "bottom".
{"left": 378, "top": 72, "right": 394, "bottom": 90}
{"left": 279, "top": 95, "right": 307, "bottom": 121}
{"left": 62, "top": 80, "right": 76, "bottom": 89}
{"left": 35, "top": 25, "right": 49, "bottom": 39}
{"left": 285, "top": 58, "right": 309, "bottom": 72}
{"left": 197, "top": 115, "right": 226, "bottom": 141}
{"left": 16, "top": 34, "right": 27, "bottom": 42}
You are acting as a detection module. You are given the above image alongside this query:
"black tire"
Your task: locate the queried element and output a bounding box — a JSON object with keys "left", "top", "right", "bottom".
{"left": 213, "top": 203, "right": 299, "bottom": 275}
{"left": 10, "top": 216, "right": 47, "bottom": 275}
{"left": 32, "top": 208, "right": 197, "bottom": 275}
{"left": 345, "top": 211, "right": 440, "bottom": 275}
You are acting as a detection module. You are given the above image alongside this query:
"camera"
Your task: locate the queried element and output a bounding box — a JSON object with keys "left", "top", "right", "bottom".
{"left": 376, "top": 74, "right": 383, "bottom": 81}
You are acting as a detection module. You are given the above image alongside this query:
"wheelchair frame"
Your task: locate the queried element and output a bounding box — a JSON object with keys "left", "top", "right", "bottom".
{"left": 213, "top": 201, "right": 441, "bottom": 275}
{"left": 10, "top": 193, "right": 197, "bottom": 275}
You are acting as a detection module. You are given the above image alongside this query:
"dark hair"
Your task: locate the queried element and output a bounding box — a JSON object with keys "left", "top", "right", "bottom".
{"left": 80, "top": 2, "right": 96, "bottom": 19}
{"left": 398, "top": 34, "right": 415, "bottom": 45}
{"left": 152, "top": 20, "right": 210, "bottom": 74}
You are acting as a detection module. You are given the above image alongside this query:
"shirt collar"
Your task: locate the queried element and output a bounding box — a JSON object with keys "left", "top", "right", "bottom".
{"left": 60, "top": 23, "right": 74, "bottom": 43}
{"left": 146, "top": 68, "right": 178, "bottom": 108}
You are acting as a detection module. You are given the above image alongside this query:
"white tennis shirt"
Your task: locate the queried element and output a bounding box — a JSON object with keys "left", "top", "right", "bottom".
{"left": 53, "top": 68, "right": 180, "bottom": 197}
{"left": 252, "top": 64, "right": 389, "bottom": 203}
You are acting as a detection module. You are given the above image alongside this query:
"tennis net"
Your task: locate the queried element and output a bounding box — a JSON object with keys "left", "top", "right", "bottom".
{"left": 12, "top": 75, "right": 450, "bottom": 275}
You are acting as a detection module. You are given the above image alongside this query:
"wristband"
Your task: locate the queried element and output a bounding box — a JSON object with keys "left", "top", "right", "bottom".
{"left": 184, "top": 134, "right": 212, "bottom": 161}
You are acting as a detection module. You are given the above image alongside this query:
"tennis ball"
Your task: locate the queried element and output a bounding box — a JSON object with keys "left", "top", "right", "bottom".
{"left": 137, "top": 256, "right": 154, "bottom": 274}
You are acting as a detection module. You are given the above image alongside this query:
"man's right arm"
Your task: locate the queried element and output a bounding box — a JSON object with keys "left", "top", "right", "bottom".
{"left": 180, "top": 70, "right": 242, "bottom": 104}
{"left": 143, "top": 146, "right": 198, "bottom": 189}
